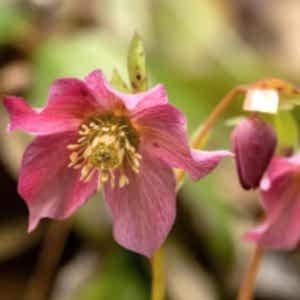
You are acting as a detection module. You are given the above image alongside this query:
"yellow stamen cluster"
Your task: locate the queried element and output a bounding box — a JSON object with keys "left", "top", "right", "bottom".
{"left": 67, "top": 113, "right": 141, "bottom": 188}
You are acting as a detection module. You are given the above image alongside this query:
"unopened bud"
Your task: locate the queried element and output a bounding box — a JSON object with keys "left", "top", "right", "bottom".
{"left": 231, "top": 116, "right": 277, "bottom": 190}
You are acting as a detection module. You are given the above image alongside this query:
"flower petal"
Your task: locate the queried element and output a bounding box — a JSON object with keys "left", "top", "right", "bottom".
{"left": 4, "top": 78, "right": 102, "bottom": 135}
{"left": 124, "top": 84, "right": 168, "bottom": 112}
{"left": 260, "top": 156, "right": 299, "bottom": 211}
{"left": 85, "top": 69, "right": 167, "bottom": 111}
{"left": 18, "top": 132, "right": 98, "bottom": 231}
{"left": 190, "top": 149, "right": 233, "bottom": 180}
{"left": 134, "top": 104, "right": 231, "bottom": 180}
{"left": 244, "top": 194, "right": 300, "bottom": 249}
{"left": 103, "top": 149, "right": 176, "bottom": 257}
{"left": 245, "top": 155, "right": 300, "bottom": 249}
{"left": 84, "top": 70, "right": 120, "bottom": 108}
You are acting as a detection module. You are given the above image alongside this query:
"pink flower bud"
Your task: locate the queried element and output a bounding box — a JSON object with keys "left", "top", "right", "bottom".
{"left": 231, "top": 116, "right": 277, "bottom": 190}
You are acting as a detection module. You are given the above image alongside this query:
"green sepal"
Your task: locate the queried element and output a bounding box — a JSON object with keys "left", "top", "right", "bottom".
{"left": 274, "top": 111, "right": 298, "bottom": 151}
{"left": 224, "top": 115, "right": 245, "bottom": 127}
{"left": 110, "top": 69, "right": 130, "bottom": 93}
{"left": 279, "top": 96, "right": 300, "bottom": 111}
{"left": 127, "top": 33, "right": 148, "bottom": 92}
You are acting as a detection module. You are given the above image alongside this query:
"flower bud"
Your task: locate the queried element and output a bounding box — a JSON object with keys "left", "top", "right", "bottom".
{"left": 231, "top": 116, "right": 277, "bottom": 190}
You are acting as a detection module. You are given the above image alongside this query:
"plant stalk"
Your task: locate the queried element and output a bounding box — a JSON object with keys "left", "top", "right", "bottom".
{"left": 237, "top": 246, "right": 264, "bottom": 300}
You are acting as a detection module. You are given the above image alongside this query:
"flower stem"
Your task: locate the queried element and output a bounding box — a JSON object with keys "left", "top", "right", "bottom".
{"left": 237, "top": 246, "right": 264, "bottom": 300}
{"left": 151, "top": 84, "right": 247, "bottom": 300}
{"left": 151, "top": 247, "right": 165, "bottom": 300}
{"left": 24, "top": 219, "right": 73, "bottom": 300}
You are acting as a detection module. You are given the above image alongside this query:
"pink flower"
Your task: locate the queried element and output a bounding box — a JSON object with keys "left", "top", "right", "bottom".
{"left": 245, "top": 155, "right": 300, "bottom": 249}
{"left": 231, "top": 116, "right": 277, "bottom": 190}
{"left": 4, "top": 70, "right": 231, "bottom": 257}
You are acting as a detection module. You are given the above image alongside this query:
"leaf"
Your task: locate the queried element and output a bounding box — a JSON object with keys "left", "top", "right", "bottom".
{"left": 74, "top": 251, "right": 148, "bottom": 300}
{"left": 274, "top": 111, "right": 298, "bottom": 150}
{"left": 110, "top": 69, "right": 130, "bottom": 92}
{"left": 183, "top": 176, "right": 235, "bottom": 272}
{"left": 166, "top": 246, "right": 218, "bottom": 300}
{"left": 279, "top": 96, "right": 300, "bottom": 111}
{"left": 0, "top": 5, "right": 31, "bottom": 44}
{"left": 127, "top": 33, "right": 148, "bottom": 92}
{"left": 29, "top": 32, "right": 124, "bottom": 106}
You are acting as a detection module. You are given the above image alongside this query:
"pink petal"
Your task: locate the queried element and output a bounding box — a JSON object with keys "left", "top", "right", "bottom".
{"left": 190, "top": 149, "right": 233, "bottom": 180}
{"left": 134, "top": 104, "right": 231, "bottom": 180}
{"left": 124, "top": 84, "right": 168, "bottom": 112}
{"left": 103, "top": 149, "right": 176, "bottom": 257}
{"left": 4, "top": 78, "right": 102, "bottom": 135}
{"left": 259, "top": 156, "right": 298, "bottom": 211}
{"left": 18, "top": 132, "right": 98, "bottom": 231}
{"left": 84, "top": 70, "right": 120, "bottom": 108}
{"left": 245, "top": 155, "right": 300, "bottom": 249}
{"left": 85, "top": 69, "right": 167, "bottom": 111}
{"left": 244, "top": 194, "right": 300, "bottom": 249}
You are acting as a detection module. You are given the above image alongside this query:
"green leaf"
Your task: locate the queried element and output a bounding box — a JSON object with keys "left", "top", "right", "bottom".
{"left": 279, "top": 96, "right": 300, "bottom": 111}
{"left": 0, "top": 6, "right": 31, "bottom": 44}
{"left": 110, "top": 69, "right": 130, "bottom": 92}
{"left": 274, "top": 111, "right": 298, "bottom": 150}
{"left": 29, "top": 32, "right": 124, "bottom": 106}
{"left": 183, "top": 176, "right": 235, "bottom": 272}
{"left": 127, "top": 33, "right": 148, "bottom": 92}
{"left": 75, "top": 251, "right": 148, "bottom": 300}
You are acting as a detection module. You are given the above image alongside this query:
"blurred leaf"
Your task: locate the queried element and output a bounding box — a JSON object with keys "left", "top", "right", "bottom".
{"left": 166, "top": 245, "right": 218, "bottom": 300}
{"left": 75, "top": 251, "right": 148, "bottom": 300}
{"left": 184, "top": 175, "right": 235, "bottom": 271}
{"left": 150, "top": 59, "right": 239, "bottom": 133}
{"left": 74, "top": 194, "right": 111, "bottom": 244}
{"left": 0, "top": 5, "right": 31, "bottom": 44}
{"left": 110, "top": 68, "right": 130, "bottom": 92}
{"left": 0, "top": 219, "right": 40, "bottom": 262}
{"left": 279, "top": 97, "right": 300, "bottom": 111}
{"left": 153, "top": 0, "right": 271, "bottom": 80}
{"left": 30, "top": 32, "right": 126, "bottom": 106}
{"left": 127, "top": 33, "right": 148, "bottom": 92}
{"left": 274, "top": 111, "right": 298, "bottom": 150}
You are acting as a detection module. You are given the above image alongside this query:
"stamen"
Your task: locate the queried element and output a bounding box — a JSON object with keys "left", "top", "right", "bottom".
{"left": 67, "top": 113, "right": 141, "bottom": 188}
{"left": 119, "top": 173, "right": 129, "bottom": 188}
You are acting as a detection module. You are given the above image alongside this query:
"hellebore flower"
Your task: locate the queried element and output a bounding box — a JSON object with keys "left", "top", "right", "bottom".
{"left": 231, "top": 116, "right": 277, "bottom": 190}
{"left": 245, "top": 155, "right": 300, "bottom": 249}
{"left": 4, "top": 70, "right": 231, "bottom": 257}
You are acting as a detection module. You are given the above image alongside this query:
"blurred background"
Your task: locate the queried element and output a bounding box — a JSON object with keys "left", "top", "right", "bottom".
{"left": 0, "top": 0, "right": 300, "bottom": 299}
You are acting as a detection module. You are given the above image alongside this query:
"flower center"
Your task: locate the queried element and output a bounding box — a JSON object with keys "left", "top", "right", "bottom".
{"left": 67, "top": 113, "right": 141, "bottom": 188}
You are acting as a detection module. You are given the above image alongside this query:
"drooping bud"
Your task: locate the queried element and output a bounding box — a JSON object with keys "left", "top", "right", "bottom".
{"left": 231, "top": 116, "right": 277, "bottom": 190}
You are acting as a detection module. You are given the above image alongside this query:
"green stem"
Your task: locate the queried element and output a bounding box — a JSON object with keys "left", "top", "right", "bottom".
{"left": 24, "top": 219, "right": 73, "bottom": 300}
{"left": 237, "top": 246, "right": 264, "bottom": 300}
{"left": 151, "top": 247, "right": 165, "bottom": 300}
